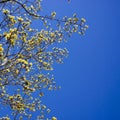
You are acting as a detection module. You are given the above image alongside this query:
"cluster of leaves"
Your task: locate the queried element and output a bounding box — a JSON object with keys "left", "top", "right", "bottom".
{"left": 0, "top": 0, "right": 88, "bottom": 120}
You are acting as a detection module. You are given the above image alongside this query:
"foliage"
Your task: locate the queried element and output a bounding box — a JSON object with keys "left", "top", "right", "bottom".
{"left": 0, "top": 0, "right": 88, "bottom": 120}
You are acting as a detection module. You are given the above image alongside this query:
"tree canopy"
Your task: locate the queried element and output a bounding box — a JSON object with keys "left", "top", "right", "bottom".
{"left": 0, "top": 0, "right": 88, "bottom": 120}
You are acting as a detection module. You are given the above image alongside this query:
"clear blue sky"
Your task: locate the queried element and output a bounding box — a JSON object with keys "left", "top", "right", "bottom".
{"left": 42, "top": 0, "right": 120, "bottom": 120}
{"left": 1, "top": 0, "right": 120, "bottom": 120}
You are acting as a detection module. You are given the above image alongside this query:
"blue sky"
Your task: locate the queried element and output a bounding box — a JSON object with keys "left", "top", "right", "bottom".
{"left": 1, "top": 0, "right": 120, "bottom": 120}
{"left": 42, "top": 0, "right": 120, "bottom": 120}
